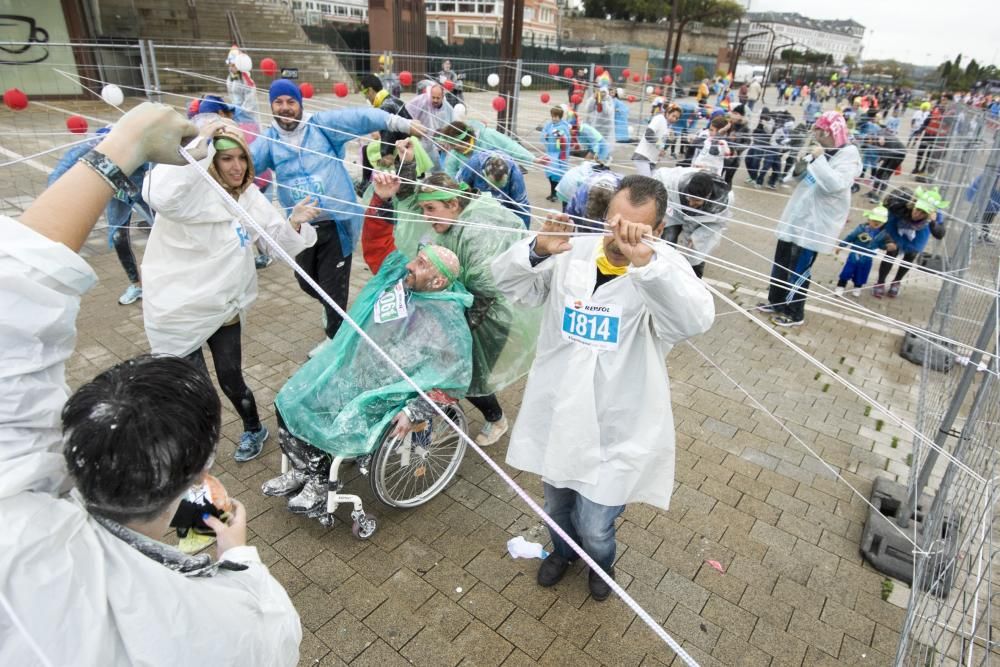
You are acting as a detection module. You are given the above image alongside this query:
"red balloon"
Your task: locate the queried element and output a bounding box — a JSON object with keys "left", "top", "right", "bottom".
{"left": 595, "top": 65, "right": 605, "bottom": 76}
{"left": 674, "top": 64, "right": 684, "bottom": 74}
{"left": 548, "top": 63, "right": 559, "bottom": 75}
{"left": 299, "top": 82, "right": 314, "bottom": 98}
{"left": 563, "top": 67, "right": 574, "bottom": 78}
{"left": 632, "top": 74, "right": 640, "bottom": 82}
{"left": 66, "top": 115, "right": 88, "bottom": 134}
{"left": 492, "top": 96, "right": 507, "bottom": 112}
{"left": 622, "top": 68, "right": 631, "bottom": 79}
{"left": 540, "top": 92, "right": 551, "bottom": 103}
{"left": 399, "top": 70, "right": 413, "bottom": 86}
{"left": 665, "top": 75, "right": 673, "bottom": 85}
{"left": 571, "top": 93, "right": 583, "bottom": 105}
{"left": 627, "top": 94, "right": 636, "bottom": 103}
{"left": 187, "top": 99, "right": 200, "bottom": 116}
{"left": 333, "top": 82, "right": 348, "bottom": 97}
{"left": 443, "top": 79, "right": 455, "bottom": 91}
{"left": 3, "top": 88, "right": 28, "bottom": 110}
{"left": 260, "top": 58, "right": 278, "bottom": 76}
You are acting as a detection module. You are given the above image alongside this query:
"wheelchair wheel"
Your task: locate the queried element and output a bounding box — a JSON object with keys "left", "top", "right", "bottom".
{"left": 370, "top": 404, "right": 467, "bottom": 508}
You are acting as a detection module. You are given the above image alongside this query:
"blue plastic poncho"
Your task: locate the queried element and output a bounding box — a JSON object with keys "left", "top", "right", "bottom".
{"left": 275, "top": 252, "right": 473, "bottom": 457}
{"left": 541, "top": 119, "right": 571, "bottom": 182}
{"left": 613, "top": 98, "right": 631, "bottom": 143}
{"left": 455, "top": 151, "right": 531, "bottom": 227}
{"left": 251, "top": 107, "right": 407, "bottom": 256}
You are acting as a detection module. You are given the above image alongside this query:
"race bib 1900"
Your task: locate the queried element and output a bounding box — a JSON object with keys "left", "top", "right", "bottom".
{"left": 561, "top": 298, "right": 621, "bottom": 351}
{"left": 374, "top": 280, "right": 408, "bottom": 324}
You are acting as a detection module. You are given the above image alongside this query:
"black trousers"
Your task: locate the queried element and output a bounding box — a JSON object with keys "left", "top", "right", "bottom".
{"left": 877, "top": 248, "right": 918, "bottom": 284}
{"left": 296, "top": 221, "right": 353, "bottom": 339}
{"left": 767, "top": 240, "right": 818, "bottom": 322}
{"left": 914, "top": 134, "right": 941, "bottom": 173}
{"left": 186, "top": 322, "right": 261, "bottom": 432}
{"left": 871, "top": 158, "right": 903, "bottom": 196}
{"left": 111, "top": 224, "right": 139, "bottom": 284}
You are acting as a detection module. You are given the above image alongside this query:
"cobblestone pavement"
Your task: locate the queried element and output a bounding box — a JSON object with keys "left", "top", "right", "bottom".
{"left": 4, "top": 89, "right": 954, "bottom": 665}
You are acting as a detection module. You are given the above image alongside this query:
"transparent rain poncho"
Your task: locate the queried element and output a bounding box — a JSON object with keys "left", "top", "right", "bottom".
{"left": 583, "top": 88, "right": 617, "bottom": 146}
{"left": 394, "top": 193, "right": 542, "bottom": 396}
{"left": 275, "top": 252, "right": 474, "bottom": 457}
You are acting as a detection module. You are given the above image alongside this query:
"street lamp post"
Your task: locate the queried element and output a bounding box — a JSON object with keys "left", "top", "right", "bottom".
{"left": 730, "top": 29, "right": 771, "bottom": 78}
{"left": 763, "top": 40, "right": 796, "bottom": 98}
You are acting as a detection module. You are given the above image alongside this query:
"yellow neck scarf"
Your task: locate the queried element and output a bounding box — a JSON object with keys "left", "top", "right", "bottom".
{"left": 595, "top": 242, "right": 628, "bottom": 276}
{"left": 373, "top": 89, "right": 390, "bottom": 109}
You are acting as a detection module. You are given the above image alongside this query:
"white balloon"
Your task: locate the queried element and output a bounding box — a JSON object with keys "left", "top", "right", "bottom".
{"left": 520, "top": 74, "right": 532, "bottom": 87}
{"left": 101, "top": 84, "right": 124, "bottom": 107}
{"left": 645, "top": 85, "right": 654, "bottom": 95}
{"left": 323, "top": 69, "right": 330, "bottom": 80}
{"left": 453, "top": 103, "right": 467, "bottom": 121}
{"left": 487, "top": 73, "right": 500, "bottom": 88}
{"left": 235, "top": 53, "right": 253, "bottom": 73}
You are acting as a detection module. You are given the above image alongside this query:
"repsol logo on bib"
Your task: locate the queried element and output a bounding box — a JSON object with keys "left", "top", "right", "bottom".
{"left": 580, "top": 304, "right": 611, "bottom": 313}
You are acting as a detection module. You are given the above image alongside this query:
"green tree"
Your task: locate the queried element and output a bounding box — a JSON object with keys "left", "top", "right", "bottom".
{"left": 665, "top": 0, "right": 745, "bottom": 71}
{"left": 583, "top": 0, "right": 670, "bottom": 22}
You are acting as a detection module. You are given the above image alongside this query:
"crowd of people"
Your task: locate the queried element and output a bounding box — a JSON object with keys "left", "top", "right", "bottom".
{"left": 1, "top": 48, "right": 993, "bottom": 664}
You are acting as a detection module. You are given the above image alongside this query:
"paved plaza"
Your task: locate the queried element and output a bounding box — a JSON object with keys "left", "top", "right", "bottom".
{"left": 2, "top": 90, "right": 955, "bottom": 665}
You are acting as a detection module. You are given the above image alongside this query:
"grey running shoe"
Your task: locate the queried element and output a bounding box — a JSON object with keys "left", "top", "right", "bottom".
{"left": 287, "top": 476, "right": 328, "bottom": 515}
{"left": 261, "top": 469, "right": 308, "bottom": 497}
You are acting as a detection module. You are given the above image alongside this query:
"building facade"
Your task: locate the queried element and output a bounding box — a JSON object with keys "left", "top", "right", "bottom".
{"left": 424, "top": 0, "right": 559, "bottom": 47}
{"left": 733, "top": 12, "right": 864, "bottom": 66}
{"left": 286, "top": 0, "right": 368, "bottom": 25}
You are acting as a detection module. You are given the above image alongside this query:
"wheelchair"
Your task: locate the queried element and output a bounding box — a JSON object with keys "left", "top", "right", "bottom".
{"left": 277, "top": 395, "right": 469, "bottom": 539}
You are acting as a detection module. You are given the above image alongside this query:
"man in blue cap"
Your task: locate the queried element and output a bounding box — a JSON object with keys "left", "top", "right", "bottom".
{"left": 252, "top": 79, "right": 426, "bottom": 352}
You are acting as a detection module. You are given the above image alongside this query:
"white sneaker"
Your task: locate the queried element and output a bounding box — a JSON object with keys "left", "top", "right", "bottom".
{"left": 851, "top": 288, "right": 862, "bottom": 297}
{"left": 834, "top": 286, "right": 845, "bottom": 297}
{"left": 308, "top": 339, "right": 329, "bottom": 359}
{"left": 475, "top": 415, "right": 509, "bottom": 447}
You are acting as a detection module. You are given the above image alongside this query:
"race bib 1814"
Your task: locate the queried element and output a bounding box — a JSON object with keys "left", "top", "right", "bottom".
{"left": 561, "top": 298, "right": 621, "bottom": 351}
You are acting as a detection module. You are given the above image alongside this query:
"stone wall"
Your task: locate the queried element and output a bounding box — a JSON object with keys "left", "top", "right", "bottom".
{"left": 562, "top": 17, "right": 728, "bottom": 57}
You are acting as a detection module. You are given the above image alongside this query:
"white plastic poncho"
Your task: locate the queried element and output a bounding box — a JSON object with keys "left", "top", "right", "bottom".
{"left": 0, "top": 217, "right": 301, "bottom": 666}
{"left": 775, "top": 144, "right": 862, "bottom": 254}
{"left": 491, "top": 235, "right": 715, "bottom": 509}
{"left": 583, "top": 87, "right": 617, "bottom": 146}
{"left": 555, "top": 160, "right": 600, "bottom": 205}
{"left": 653, "top": 166, "right": 733, "bottom": 267}
{"left": 141, "top": 139, "right": 316, "bottom": 357}
{"left": 404, "top": 87, "right": 454, "bottom": 158}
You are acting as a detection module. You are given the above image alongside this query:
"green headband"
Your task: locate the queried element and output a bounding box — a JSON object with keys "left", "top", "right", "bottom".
{"left": 415, "top": 182, "right": 469, "bottom": 203}
{"left": 445, "top": 130, "right": 470, "bottom": 145}
{"left": 421, "top": 245, "right": 457, "bottom": 285}
{"left": 213, "top": 137, "right": 242, "bottom": 151}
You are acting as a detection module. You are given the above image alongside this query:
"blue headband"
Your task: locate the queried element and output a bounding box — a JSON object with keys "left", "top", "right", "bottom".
{"left": 269, "top": 79, "right": 302, "bottom": 105}
{"left": 199, "top": 94, "right": 235, "bottom": 116}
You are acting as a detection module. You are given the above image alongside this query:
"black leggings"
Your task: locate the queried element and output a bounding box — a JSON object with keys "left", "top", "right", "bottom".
{"left": 467, "top": 394, "right": 503, "bottom": 423}
{"left": 111, "top": 224, "right": 140, "bottom": 284}
{"left": 877, "top": 248, "right": 918, "bottom": 285}
{"left": 186, "top": 322, "right": 261, "bottom": 432}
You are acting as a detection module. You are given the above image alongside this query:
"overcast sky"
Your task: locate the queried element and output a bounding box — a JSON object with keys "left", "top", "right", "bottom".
{"left": 751, "top": 0, "right": 997, "bottom": 68}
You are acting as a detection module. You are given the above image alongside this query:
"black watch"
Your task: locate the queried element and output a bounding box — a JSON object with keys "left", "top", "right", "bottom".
{"left": 78, "top": 149, "right": 139, "bottom": 201}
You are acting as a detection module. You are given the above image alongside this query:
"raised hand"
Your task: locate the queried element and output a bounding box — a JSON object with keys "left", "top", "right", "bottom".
{"left": 533, "top": 213, "right": 575, "bottom": 257}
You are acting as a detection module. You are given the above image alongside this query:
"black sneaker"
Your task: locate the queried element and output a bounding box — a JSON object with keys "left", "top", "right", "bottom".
{"left": 589, "top": 567, "right": 614, "bottom": 601}
{"left": 537, "top": 554, "right": 570, "bottom": 587}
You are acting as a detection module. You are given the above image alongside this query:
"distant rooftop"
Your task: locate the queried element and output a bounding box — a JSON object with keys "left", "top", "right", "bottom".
{"left": 744, "top": 12, "right": 864, "bottom": 36}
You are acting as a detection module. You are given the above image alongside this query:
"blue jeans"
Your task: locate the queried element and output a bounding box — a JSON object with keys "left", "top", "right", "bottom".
{"left": 543, "top": 483, "right": 624, "bottom": 572}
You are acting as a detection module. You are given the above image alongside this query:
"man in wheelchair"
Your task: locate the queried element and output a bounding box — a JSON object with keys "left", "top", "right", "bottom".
{"left": 263, "top": 236, "right": 474, "bottom": 517}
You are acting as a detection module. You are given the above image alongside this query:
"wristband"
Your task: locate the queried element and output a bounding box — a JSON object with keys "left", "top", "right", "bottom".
{"left": 78, "top": 149, "right": 139, "bottom": 201}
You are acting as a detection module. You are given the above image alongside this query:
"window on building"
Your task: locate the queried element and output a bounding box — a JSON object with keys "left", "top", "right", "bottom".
{"left": 425, "top": 1, "right": 437, "bottom": 9}
{"left": 479, "top": 25, "right": 496, "bottom": 37}
{"left": 334, "top": 5, "right": 346, "bottom": 14}
{"left": 458, "top": 2, "right": 476, "bottom": 12}
{"left": 291, "top": 0, "right": 301, "bottom": 8}
{"left": 477, "top": 2, "right": 496, "bottom": 13}
{"left": 524, "top": 8, "right": 534, "bottom": 21}
{"left": 351, "top": 7, "right": 362, "bottom": 17}
{"left": 456, "top": 23, "right": 475, "bottom": 35}
{"left": 317, "top": 3, "right": 330, "bottom": 12}
{"left": 427, "top": 20, "right": 448, "bottom": 37}
{"left": 439, "top": 2, "right": 456, "bottom": 11}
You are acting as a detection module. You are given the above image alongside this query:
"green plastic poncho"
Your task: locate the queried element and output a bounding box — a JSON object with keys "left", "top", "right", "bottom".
{"left": 275, "top": 252, "right": 474, "bottom": 457}
{"left": 397, "top": 192, "right": 542, "bottom": 396}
